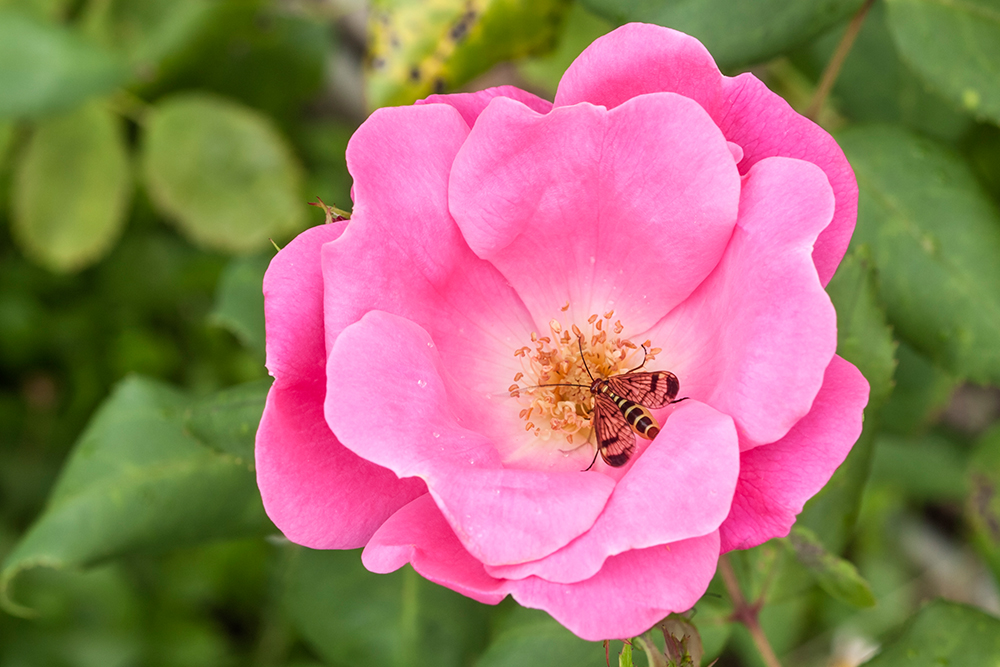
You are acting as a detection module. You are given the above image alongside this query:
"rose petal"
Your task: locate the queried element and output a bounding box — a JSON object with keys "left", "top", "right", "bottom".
{"left": 509, "top": 532, "right": 721, "bottom": 641}
{"left": 647, "top": 156, "right": 838, "bottom": 449}
{"left": 554, "top": 22, "right": 724, "bottom": 120}
{"left": 323, "top": 102, "right": 536, "bottom": 428}
{"left": 486, "top": 400, "right": 738, "bottom": 583}
{"left": 449, "top": 92, "right": 740, "bottom": 332}
{"left": 717, "top": 74, "right": 858, "bottom": 286}
{"left": 719, "top": 355, "right": 869, "bottom": 552}
{"left": 417, "top": 85, "right": 553, "bottom": 128}
{"left": 326, "top": 311, "right": 616, "bottom": 566}
{"left": 257, "top": 225, "right": 425, "bottom": 549}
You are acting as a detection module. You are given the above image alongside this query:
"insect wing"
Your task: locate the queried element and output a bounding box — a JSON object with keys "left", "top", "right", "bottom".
{"left": 593, "top": 393, "right": 635, "bottom": 467}
{"left": 607, "top": 371, "right": 679, "bottom": 408}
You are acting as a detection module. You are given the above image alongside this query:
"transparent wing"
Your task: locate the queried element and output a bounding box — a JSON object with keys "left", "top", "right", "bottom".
{"left": 593, "top": 393, "right": 635, "bottom": 467}
{"left": 607, "top": 371, "right": 679, "bottom": 408}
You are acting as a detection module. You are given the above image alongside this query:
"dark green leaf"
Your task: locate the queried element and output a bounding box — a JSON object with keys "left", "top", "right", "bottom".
{"left": 579, "top": 0, "right": 865, "bottom": 68}
{"left": 12, "top": 101, "right": 131, "bottom": 272}
{"left": 284, "top": 547, "right": 491, "bottom": 667}
{"left": 796, "top": 2, "right": 973, "bottom": 144}
{"left": 473, "top": 604, "right": 609, "bottom": 667}
{"left": 366, "top": 0, "right": 571, "bottom": 109}
{"left": 880, "top": 343, "right": 957, "bottom": 435}
{"left": 784, "top": 526, "right": 876, "bottom": 608}
{"left": 839, "top": 126, "right": 1000, "bottom": 385}
{"left": 141, "top": 94, "right": 306, "bottom": 254}
{"left": 0, "top": 9, "right": 130, "bottom": 118}
{"left": 967, "top": 424, "right": 1000, "bottom": 585}
{"left": 0, "top": 377, "right": 270, "bottom": 616}
{"left": 518, "top": 2, "right": 614, "bottom": 95}
{"left": 210, "top": 253, "right": 271, "bottom": 357}
{"left": 80, "top": 0, "right": 214, "bottom": 72}
{"left": 870, "top": 432, "right": 969, "bottom": 502}
{"left": 861, "top": 600, "right": 1000, "bottom": 665}
{"left": 885, "top": 0, "right": 1000, "bottom": 125}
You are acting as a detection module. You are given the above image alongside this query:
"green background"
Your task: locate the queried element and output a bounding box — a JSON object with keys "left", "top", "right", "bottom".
{"left": 2, "top": 0, "right": 1000, "bottom": 665}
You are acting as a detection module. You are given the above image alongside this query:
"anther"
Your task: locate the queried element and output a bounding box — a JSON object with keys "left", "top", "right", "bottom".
{"left": 604, "top": 310, "right": 614, "bottom": 320}
{"left": 561, "top": 301, "right": 570, "bottom": 312}
{"left": 587, "top": 314, "right": 598, "bottom": 324}
{"left": 572, "top": 324, "right": 582, "bottom": 338}
{"left": 513, "top": 372, "right": 523, "bottom": 382}
{"left": 549, "top": 319, "right": 562, "bottom": 333}
{"left": 525, "top": 422, "right": 535, "bottom": 431}
{"left": 614, "top": 320, "right": 624, "bottom": 334}
{"left": 595, "top": 319, "right": 602, "bottom": 331}
{"left": 509, "top": 384, "right": 520, "bottom": 392}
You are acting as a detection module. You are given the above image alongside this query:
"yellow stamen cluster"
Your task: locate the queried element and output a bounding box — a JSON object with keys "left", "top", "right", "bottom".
{"left": 509, "top": 310, "right": 660, "bottom": 446}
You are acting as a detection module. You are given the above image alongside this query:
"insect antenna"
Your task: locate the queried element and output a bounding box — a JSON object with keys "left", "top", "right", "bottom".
{"left": 583, "top": 445, "right": 601, "bottom": 472}
{"left": 577, "top": 336, "right": 596, "bottom": 382}
{"left": 625, "top": 344, "right": 649, "bottom": 374}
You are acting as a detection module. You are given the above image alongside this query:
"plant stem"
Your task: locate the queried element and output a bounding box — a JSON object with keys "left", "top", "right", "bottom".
{"left": 718, "top": 554, "right": 783, "bottom": 667}
{"left": 805, "top": 0, "right": 876, "bottom": 121}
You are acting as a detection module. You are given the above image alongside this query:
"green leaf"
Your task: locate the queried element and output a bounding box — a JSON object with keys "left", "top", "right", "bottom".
{"left": 839, "top": 125, "right": 1000, "bottom": 385}
{"left": 880, "top": 342, "right": 957, "bottom": 435}
{"left": 796, "top": 2, "right": 973, "bottom": 144}
{"left": 518, "top": 2, "right": 614, "bottom": 95}
{"left": 210, "top": 252, "right": 271, "bottom": 357}
{"left": 870, "top": 432, "right": 969, "bottom": 502}
{"left": 141, "top": 94, "right": 306, "bottom": 254}
{"left": 885, "top": 0, "right": 1000, "bottom": 125}
{"left": 861, "top": 600, "right": 1000, "bottom": 665}
{"left": 966, "top": 424, "right": 1000, "bottom": 585}
{"left": 473, "top": 605, "right": 610, "bottom": 667}
{"left": 12, "top": 101, "right": 131, "bottom": 272}
{"left": 80, "top": 0, "right": 215, "bottom": 72}
{"left": 284, "top": 547, "right": 491, "bottom": 667}
{"left": 798, "top": 245, "right": 896, "bottom": 552}
{"left": 0, "top": 9, "right": 130, "bottom": 118}
{"left": 579, "top": 0, "right": 865, "bottom": 69}
{"left": 0, "top": 377, "right": 271, "bottom": 616}
{"left": 783, "top": 526, "right": 876, "bottom": 608}
{"left": 366, "top": 0, "right": 571, "bottom": 109}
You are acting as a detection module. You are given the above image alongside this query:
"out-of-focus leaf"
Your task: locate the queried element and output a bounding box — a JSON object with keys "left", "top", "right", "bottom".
{"left": 284, "top": 547, "right": 491, "bottom": 667}
{"left": 885, "top": 0, "right": 1000, "bottom": 125}
{"left": 784, "top": 526, "right": 876, "bottom": 608}
{"left": 518, "top": 2, "right": 613, "bottom": 94}
{"left": 880, "top": 343, "right": 957, "bottom": 435}
{"left": 473, "top": 604, "right": 609, "bottom": 667}
{"left": 579, "top": 0, "right": 865, "bottom": 69}
{"left": 0, "top": 9, "right": 130, "bottom": 118}
{"left": 870, "top": 432, "right": 969, "bottom": 502}
{"left": 0, "top": 0, "right": 68, "bottom": 21}
{"left": 967, "top": 122, "right": 1000, "bottom": 202}
{"left": 12, "top": 102, "right": 131, "bottom": 272}
{"left": 799, "top": 246, "right": 895, "bottom": 552}
{"left": 839, "top": 126, "right": 1000, "bottom": 385}
{"left": 210, "top": 253, "right": 270, "bottom": 357}
{"left": 145, "top": 1, "right": 329, "bottom": 125}
{"left": 293, "top": 120, "right": 355, "bottom": 216}
{"left": 796, "top": 2, "right": 972, "bottom": 143}
{"left": 967, "top": 424, "right": 1000, "bottom": 585}
{"left": 0, "top": 377, "right": 271, "bottom": 616}
{"left": 861, "top": 600, "right": 1000, "bottom": 665}
{"left": 142, "top": 94, "right": 305, "bottom": 254}
{"left": 366, "top": 0, "right": 571, "bottom": 109}
{"left": 0, "top": 120, "right": 13, "bottom": 165}
{"left": 81, "top": 0, "right": 215, "bottom": 74}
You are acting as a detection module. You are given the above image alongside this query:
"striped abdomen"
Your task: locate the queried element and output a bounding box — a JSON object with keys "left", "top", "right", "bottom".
{"left": 598, "top": 385, "right": 661, "bottom": 440}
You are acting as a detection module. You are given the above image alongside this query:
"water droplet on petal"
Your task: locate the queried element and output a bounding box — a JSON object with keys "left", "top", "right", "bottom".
{"left": 416, "top": 379, "right": 427, "bottom": 388}
{"left": 433, "top": 432, "right": 440, "bottom": 438}
{"left": 427, "top": 341, "right": 434, "bottom": 348}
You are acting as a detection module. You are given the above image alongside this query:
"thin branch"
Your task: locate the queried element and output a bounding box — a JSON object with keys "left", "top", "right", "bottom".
{"left": 719, "top": 554, "right": 783, "bottom": 667}
{"left": 805, "top": 0, "right": 876, "bottom": 121}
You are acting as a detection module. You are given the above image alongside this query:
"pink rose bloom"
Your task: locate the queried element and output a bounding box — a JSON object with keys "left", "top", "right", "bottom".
{"left": 256, "top": 23, "right": 869, "bottom": 640}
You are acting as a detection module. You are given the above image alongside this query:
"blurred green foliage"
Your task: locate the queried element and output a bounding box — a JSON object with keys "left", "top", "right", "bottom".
{"left": 1, "top": 0, "right": 999, "bottom": 665}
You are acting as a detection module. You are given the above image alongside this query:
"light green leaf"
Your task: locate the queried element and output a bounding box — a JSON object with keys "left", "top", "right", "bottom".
{"left": 839, "top": 125, "right": 1000, "bottom": 385}
{"left": 861, "top": 600, "right": 1000, "bottom": 665}
{"left": 784, "top": 526, "right": 876, "bottom": 608}
{"left": 0, "top": 9, "right": 130, "bottom": 118}
{"left": 885, "top": 0, "right": 1000, "bottom": 125}
{"left": 0, "top": 377, "right": 271, "bottom": 616}
{"left": 366, "top": 0, "right": 571, "bottom": 109}
{"left": 284, "top": 547, "right": 491, "bottom": 667}
{"left": 12, "top": 101, "right": 131, "bottom": 272}
{"left": 210, "top": 252, "right": 271, "bottom": 357}
{"left": 80, "top": 0, "right": 215, "bottom": 71}
{"left": 798, "top": 246, "right": 896, "bottom": 552}
{"left": 473, "top": 605, "right": 610, "bottom": 667}
{"left": 579, "top": 0, "right": 865, "bottom": 68}
{"left": 142, "top": 94, "right": 306, "bottom": 254}
{"left": 966, "top": 424, "right": 1000, "bottom": 585}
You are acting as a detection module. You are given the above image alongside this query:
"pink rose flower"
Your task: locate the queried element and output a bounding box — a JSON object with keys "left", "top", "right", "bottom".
{"left": 256, "top": 23, "right": 869, "bottom": 640}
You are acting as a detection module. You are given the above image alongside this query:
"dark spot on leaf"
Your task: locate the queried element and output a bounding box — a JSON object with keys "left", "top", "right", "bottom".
{"left": 433, "top": 78, "right": 446, "bottom": 94}
{"left": 409, "top": 66, "right": 420, "bottom": 82}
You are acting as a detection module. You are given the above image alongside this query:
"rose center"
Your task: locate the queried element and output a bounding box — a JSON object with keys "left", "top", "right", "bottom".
{"left": 508, "top": 309, "right": 661, "bottom": 449}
